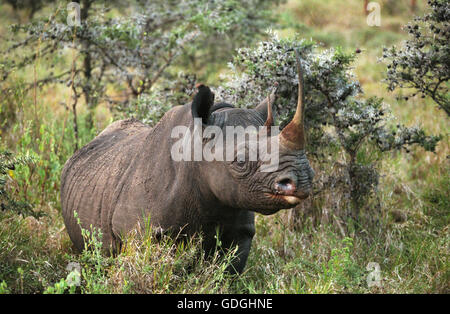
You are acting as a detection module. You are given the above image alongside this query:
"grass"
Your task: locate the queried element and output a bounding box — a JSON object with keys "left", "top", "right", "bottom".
{"left": 0, "top": 0, "right": 449, "bottom": 294}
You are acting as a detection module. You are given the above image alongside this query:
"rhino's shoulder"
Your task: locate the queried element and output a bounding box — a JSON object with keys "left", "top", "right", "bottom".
{"left": 97, "top": 118, "right": 149, "bottom": 137}
{"left": 62, "top": 118, "right": 150, "bottom": 174}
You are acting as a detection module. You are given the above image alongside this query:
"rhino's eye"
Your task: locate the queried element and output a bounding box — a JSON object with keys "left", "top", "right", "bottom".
{"left": 232, "top": 156, "right": 258, "bottom": 172}
{"left": 228, "top": 145, "right": 258, "bottom": 177}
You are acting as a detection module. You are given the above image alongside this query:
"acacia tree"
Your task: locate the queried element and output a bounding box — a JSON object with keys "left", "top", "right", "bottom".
{"left": 382, "top": 0, "right": 449, "bottom": 116}
{"left": 0, "top": 0, "right": 282, "bottom": 148}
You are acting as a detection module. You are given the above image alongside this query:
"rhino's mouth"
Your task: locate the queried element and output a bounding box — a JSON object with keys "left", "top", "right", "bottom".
{"left": 264, "top": 192, "right": 303, "bottom": 206}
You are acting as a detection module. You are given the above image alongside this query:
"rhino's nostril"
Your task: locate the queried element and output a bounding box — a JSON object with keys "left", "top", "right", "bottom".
{"left": 274, "top": 178, "right": 296, "bottom": 194}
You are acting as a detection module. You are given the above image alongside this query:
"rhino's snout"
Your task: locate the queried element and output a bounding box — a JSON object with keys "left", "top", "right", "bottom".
{"left": 273, "top": 166, "right": 314, "bottom": 201}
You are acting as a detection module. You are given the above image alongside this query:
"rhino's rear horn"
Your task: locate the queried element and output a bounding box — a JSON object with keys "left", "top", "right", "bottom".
{"left": 264, "top": 92, "right": 274, "bottom": 128}
{"left": 192, "top": 84, "right": 215, "bottom": 124}
{"left": 256, "top": 82, "right": 278, "bottom": 138}
{"left": 255, "top": 83, "right": 278, "bottom": 121}
{"left": 259, "top": 83, "right": 279, "bottom": 137}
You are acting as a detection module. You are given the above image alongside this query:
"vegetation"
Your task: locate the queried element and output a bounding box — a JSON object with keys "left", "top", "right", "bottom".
{"left": 0, "top": 0, "right": 448, "bottom": 294}
{"left": 382, "top": 0, "right": 450, "bottom": 116}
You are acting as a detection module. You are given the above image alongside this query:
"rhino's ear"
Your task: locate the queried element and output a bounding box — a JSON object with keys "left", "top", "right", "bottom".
{"left": 192, "top": 84, "right": 215, "bottom": 125}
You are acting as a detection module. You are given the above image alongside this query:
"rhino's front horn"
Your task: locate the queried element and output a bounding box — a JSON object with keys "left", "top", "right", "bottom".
{"left": 279, "top": 50, "right": 306, "bottom": 150}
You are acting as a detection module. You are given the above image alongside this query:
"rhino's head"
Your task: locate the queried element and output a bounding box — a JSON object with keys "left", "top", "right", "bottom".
{"left": 188, "top": 52, "right": 314, "bottom": 215}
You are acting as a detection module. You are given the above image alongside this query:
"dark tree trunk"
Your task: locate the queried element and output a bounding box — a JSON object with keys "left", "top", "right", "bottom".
{"left": 364, "top": 0, "right": 369, "bottom": 15}
{"left": 411, "top": 0, "right": 417, "bottom": 12}
{"left": 76, "top": 0, "right": 95, "bottom": 129}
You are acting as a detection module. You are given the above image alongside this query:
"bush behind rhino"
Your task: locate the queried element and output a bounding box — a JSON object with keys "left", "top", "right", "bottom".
{"left": 132, "top": 32, "right": 440, "bottom": 227}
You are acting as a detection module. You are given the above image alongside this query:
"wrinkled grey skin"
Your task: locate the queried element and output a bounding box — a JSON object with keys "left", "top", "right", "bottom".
{"left": 61, "top": 87, "right": 314, "bottom": 274}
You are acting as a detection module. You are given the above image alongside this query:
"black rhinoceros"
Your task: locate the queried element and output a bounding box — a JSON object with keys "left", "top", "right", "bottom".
{"left": 61, "top": 53, "right": 314, "bottom": 273}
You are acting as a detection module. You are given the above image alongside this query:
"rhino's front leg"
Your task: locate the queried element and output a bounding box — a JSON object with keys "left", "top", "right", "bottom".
{"left": 200, "top": 209, "right": 255, "bottom": 274}
{"left": 220, "top": 212, "right": 256, "bottom": 274}
{"left": 224, "top": 229, "right": 255, "bottom": 274}
{"left": 202, "top": 224, "right": 255, "bottom": 274}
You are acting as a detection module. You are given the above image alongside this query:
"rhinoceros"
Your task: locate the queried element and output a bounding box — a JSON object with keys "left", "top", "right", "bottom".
{"left": 60, "top": 53, "right": 314, "bottom": 274}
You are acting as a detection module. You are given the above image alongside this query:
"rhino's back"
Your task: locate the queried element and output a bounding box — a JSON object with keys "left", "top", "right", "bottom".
{"left": 61, "top": 118, "right": 151, "bottom": 252}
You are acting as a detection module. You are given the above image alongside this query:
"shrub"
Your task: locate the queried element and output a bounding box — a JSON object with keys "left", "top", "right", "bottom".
{"left": 381, "top": 0, "right": 450, "bottom": 116}
{"left": 0, "top": 148, "right": 41, "bottom": 218}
